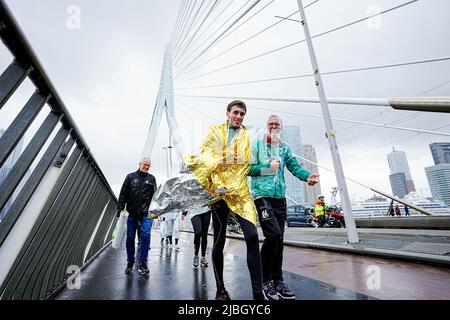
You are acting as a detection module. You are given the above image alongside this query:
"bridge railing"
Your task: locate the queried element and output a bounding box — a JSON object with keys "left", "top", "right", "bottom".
{"left": 354, "top": 216, "right": 450, "bottom": 230}
{"left": 0, "top": 1, "right": 118, "bottom": 299}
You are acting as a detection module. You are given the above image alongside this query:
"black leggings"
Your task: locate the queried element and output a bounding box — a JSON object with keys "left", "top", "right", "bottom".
{"left": 254, "top": 197, "right": 287, "bottom": 283}
{"left": 211, "top": 200, "right": 262, "bottom": 297}
{"left": 191, "top": 211, "right": 211, "bottom": 256}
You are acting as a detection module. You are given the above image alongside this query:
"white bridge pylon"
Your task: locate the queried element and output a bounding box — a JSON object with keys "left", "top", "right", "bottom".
{"left": 141, "top": 46, "right": 184, "bottom": 168}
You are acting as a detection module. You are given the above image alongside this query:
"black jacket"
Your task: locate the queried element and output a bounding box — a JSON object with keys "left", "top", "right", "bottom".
{"left": 117, "top": 170, "right": 157, "bottom": 219}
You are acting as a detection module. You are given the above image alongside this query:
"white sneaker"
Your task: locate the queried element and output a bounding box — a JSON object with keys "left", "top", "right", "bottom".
{"left": 200, "top": 257, "right": 208, "bottom": 268}
{"left": 193, "top": 256, "right": 199, "bottom": 268}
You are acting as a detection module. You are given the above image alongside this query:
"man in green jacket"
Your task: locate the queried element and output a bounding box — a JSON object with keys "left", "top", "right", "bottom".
{"left": 250, "top": 115, "right": 319, "bottom": 300}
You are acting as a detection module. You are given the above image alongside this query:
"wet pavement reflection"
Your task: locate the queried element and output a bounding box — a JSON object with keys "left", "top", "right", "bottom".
{"left": 57, "top": 231, "right": 376, "bottom": 300}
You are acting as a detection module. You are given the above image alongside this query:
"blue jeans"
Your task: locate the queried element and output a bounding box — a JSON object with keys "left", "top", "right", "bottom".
{"left": 126, "top": 215, "right": 153, "bottom": 264}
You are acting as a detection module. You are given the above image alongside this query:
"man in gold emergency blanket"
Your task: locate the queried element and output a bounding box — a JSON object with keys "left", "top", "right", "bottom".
{"left": 184, "top": 100, "right": 264, "bottom": 300}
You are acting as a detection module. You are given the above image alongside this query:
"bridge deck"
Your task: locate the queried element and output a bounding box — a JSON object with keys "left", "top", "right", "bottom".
{"left": 56, "top": 229, "right": 450, "bottom": 300}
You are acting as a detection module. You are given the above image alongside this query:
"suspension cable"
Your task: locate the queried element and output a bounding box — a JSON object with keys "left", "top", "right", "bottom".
{"left": 172, "top": 0, "right": 197, "bottom": 58}
{"left": 174, "top": 0, "right": 253, "bottom": 70}
{"left": 173, "top": 0, "right": 263, "bottom": 75}
{"left": 313, "top": 78, "right": 450, "bottom": 147}
{"left": 346, "top": 123, "right": 450, "bottom": 158}
{"left": 170, "top": 0, "right": 188, "bottom": 47}
{"left": 214, "top": 0, "right": 274, "bottom": 47}
{"left": 176, "top": 96, "right": 450, "bottom": 137}
{"left": 173, "top": 0, "right": 219, "bottom": 64}
{"left": 175, "top": 0, "right": 419, "bottom": 84}
{"left": 291, "top": 152, "right": 435, "bottom": 215}
{"left": 419, "top": 79, "right": 450, "bottom": 96}
{"left": 337, "top": 113, "right": 422, "bottom": 147}
{"left": 175, "top": 0, "right": 320, "bottom": 79}
{"left": 175, "top": 56, "right": 450, "bottom": 90}
{"left": 174, "top": 0, "right": 236, "bottom": 68}
{"left": 304, "top": 0, "right": 319, "bottom": 9}
{"left": 175, "top": 0, "right": 274, "bottom": 75}
{"left": 173, "top": 1, "right": 207, "bottom": 62}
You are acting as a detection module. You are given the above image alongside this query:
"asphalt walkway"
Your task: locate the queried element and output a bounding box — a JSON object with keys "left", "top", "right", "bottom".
{"left": 258, "top": 227, "right": 450, "bottom": 266}
{"left": 56, "top": 231, "right": 375, "bottom": 300}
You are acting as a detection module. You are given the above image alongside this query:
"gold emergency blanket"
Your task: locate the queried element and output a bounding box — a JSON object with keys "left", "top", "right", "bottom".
{"left": 184, "top": 122, "right": 257, "bottom": 225}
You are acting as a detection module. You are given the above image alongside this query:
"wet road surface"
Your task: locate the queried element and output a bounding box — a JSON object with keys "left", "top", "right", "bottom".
{"left": 56, "top": 230, "right": 450, "bottom": 300}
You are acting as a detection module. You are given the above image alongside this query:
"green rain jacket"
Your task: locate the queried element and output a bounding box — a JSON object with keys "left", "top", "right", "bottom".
{"left": 249, "top": 136, "right": 311, "bottom": 199}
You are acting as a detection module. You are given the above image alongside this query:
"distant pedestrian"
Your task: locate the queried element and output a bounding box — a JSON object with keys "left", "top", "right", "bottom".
{"left": 404, "top": 205, "right": 410, "bottom": 216}
{"left": 158, "top": 216, "right": 168, "bottom": 245}
{"left": 389, "top": 206, "right": 395, "bottom": 217}
{"left": 182, "top": 206, "right": 211, "bottom": 269}
{"left": 395, "top": 205, "right": 401, "bottom": 217}
{"left": 164, "top": 210, "right": 181, "bottom": 249}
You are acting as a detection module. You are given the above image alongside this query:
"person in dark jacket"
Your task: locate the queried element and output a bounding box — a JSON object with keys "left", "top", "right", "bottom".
{"left": 404, "top": 205, "right": 410, "bottom": 216}
{"left": 117, "top": 157, "right": 157, "bottom": 275}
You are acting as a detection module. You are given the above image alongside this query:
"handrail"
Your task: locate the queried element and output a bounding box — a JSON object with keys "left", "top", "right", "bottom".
{"left": 0, "top": 0, "right": 118, "bottom": 300}
{"left": 0, "top": 0, "right": 116, "bottom": 199}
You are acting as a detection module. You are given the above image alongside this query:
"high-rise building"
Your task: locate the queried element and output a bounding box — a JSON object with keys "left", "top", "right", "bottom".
{"left": 430, "top": 142, "right": 450, "bottom": 165}
{"left": 301, "top": 144, "right": 321, "bottom": 206}
{"left": 282, "top": 126, "right": 305, "bottom": 204}
{"left": 387, "top": 147, "right": 416, "bottom": 195}
{"left": 389, "top": 173, "right": 408, "bottom": 198}
{"left": 425, "top": 164, "right": 450, "bottom": 206}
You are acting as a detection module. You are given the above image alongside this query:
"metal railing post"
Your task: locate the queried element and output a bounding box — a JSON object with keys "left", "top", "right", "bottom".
{"left": 296, "top": 0, "right": 359, "bottom": 243}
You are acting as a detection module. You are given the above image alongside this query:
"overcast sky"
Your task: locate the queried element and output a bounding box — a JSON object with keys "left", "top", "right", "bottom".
{"left": 1, "top": 0, "right": 449, "bottom": 202}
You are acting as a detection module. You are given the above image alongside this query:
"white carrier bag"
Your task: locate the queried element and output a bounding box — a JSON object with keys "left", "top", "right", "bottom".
{"left": 111, "top": 210, "right": 128, "bottom": 249}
